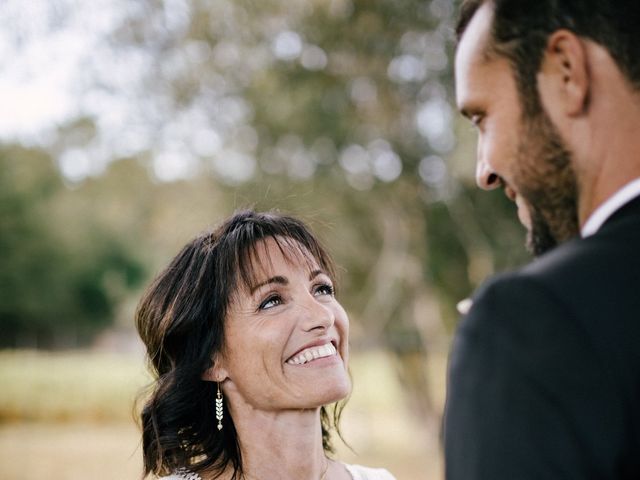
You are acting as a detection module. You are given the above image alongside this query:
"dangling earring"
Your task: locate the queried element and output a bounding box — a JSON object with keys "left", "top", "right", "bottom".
{"left": 216, "top": 383, "right": 224, "bottom": 431}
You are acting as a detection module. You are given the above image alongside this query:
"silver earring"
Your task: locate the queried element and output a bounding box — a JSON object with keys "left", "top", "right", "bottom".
{"left": 216, "top": 383, "right": 224, "bottom": 431}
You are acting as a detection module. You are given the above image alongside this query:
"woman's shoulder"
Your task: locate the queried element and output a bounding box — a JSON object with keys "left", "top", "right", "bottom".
{"left": 344, "top": 463, "right": 396, "bottom": 480}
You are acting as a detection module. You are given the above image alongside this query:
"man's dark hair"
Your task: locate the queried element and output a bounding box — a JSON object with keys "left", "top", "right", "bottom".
{"left": 456, "top": 0, "right": 640, "bottom": 115}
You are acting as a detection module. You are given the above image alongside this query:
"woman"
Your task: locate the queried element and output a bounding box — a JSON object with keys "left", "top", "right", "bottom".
{"left": 136, "top": 210, "right": 395, "bottom": 480}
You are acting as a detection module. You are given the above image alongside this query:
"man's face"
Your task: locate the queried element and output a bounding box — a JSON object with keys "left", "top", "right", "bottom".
{"left": 455, "top": 2, "right": 579, "bottom": 255}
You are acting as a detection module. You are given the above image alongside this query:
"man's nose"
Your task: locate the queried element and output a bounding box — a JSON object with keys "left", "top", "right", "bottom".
{"left": 475, "top": 157, "right": 501, "bottom": 190}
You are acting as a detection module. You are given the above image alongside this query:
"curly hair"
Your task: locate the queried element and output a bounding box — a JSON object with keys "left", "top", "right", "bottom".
{"left": 135, "top": 210, "right": 344, "bottom": 478}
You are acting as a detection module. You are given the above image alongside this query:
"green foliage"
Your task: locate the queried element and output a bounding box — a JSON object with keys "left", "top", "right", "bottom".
{"left": 0, "top": 147, "right": 146, "bottom": 348}
{"left": 0, "top": 2, "right": 532, "bottom": 429}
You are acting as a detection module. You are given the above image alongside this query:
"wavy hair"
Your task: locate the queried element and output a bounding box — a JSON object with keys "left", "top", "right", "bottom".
{"left": 135, "top": 210, "right": 344, "bottom": 478}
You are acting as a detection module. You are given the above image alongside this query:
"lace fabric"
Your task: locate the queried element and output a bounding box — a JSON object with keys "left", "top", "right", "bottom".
{"left": 161, "top": 468, "right": 202, "bottom": 480}
{"left": 160, "top": 463, "right": 396, "bottom": 480}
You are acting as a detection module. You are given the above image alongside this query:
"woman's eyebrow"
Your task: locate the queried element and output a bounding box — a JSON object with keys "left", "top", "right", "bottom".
{"left": 249, "top": 269, "right": 328, "bottom": 293}
{"left": 249, "top": 275, "right": 288, "bottom": 294}
{"left": 309, "top": 269, "right": 328, "bottom": 281}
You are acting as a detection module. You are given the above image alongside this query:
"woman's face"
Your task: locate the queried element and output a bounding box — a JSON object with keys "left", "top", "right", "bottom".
{"left": 216, "top": 236, "right": 351, "bottom": 412}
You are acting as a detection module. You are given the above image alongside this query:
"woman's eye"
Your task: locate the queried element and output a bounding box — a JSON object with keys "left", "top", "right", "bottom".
{"left": 259, "top": 295, "right": 283, "bottom": 310}
{"left": 314, "top": 283, "right": 335, "bottom": 297}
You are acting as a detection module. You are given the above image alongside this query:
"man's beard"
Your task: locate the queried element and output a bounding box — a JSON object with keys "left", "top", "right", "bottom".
{"left": 527, "top": 208, "right": 558, "bottom": 257}
{"left": 514, "top": 108, "right": 580, "bottom": 256}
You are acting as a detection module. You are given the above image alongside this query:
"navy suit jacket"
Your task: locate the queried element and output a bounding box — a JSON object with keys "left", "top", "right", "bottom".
{"left": 444, "top": 195, "right": 640, "bottom": 479}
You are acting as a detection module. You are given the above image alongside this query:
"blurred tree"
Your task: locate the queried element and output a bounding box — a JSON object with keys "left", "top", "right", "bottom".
{"left": 1, "top": 0, "right": 531, "bottom": 428}
{"left": 0, "top": 146, "right": 146, "bottom": 348}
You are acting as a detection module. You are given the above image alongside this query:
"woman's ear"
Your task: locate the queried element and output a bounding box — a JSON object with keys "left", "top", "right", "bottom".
{"left": 202, "top": 353, "right": 229, "bottom": 382}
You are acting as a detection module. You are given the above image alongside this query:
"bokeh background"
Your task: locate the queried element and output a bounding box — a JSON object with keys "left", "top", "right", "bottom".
{"left": 0, "top": 0, "right": 529, "bottom": 478}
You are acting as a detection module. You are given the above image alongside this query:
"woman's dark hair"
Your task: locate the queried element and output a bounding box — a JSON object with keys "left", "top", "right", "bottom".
{"left": 135, "top": 210, "right": 344, "bottom": 478}
{"left": 456, "top": 0, "right": 640, "bottom": 115}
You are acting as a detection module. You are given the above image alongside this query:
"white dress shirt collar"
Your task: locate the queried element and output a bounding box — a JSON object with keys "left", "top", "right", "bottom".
{"left": 581, "top": 177, "right": 640, "bottom": 237}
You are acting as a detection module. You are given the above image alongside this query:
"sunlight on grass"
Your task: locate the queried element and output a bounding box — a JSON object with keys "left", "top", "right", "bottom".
{"left": 0, "top": 350, "right": 151, "bottom": 422}
{"left": 0, "top": 349, "right": 445, "bottom": 479}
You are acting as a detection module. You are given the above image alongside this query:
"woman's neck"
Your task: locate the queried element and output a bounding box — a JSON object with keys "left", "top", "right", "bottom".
{"left": 231, "top": 406, "right": 328, "bottom": 480}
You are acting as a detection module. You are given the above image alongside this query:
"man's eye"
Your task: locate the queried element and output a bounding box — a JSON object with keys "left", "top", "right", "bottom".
{"left": 259, "top": 295, "right": 282, "bottom": 310}
{"left": 470, "top": 113, "right": 484, "bottom": 128}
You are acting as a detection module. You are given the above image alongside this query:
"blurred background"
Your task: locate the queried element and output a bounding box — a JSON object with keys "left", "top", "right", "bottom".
{"left": 0, "top": 0, "right": 529, "bottom": 478}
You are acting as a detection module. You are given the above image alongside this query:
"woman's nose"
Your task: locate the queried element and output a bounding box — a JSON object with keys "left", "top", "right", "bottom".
{"left": 300, "top": 295, "right": 334, "bottom": 332}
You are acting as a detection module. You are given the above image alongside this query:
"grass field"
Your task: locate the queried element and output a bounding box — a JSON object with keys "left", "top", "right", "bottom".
{"left": 0, "top": 349, "right": 445, "bottom": 480}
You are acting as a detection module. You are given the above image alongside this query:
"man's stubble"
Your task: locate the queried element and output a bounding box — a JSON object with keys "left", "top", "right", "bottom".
{"left": 514, "top": 107, "right": 580, "bottom": 256}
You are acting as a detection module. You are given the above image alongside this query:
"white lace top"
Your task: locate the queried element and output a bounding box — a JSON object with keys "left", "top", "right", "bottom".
{"left": 159, "top": 463, "right": 396, "bottom": 480}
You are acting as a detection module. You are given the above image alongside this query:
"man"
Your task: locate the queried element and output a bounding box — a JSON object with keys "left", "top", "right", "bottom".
{"left": 444, "top": 0, "right": 640, "bottom": 479}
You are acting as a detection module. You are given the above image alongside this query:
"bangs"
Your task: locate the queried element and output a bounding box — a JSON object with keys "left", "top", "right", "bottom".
{"left": 214, "top": 211, "right": 337, "bottom": 306}
{"left": 235, "top": 236, "right": 325, "bottom": 295}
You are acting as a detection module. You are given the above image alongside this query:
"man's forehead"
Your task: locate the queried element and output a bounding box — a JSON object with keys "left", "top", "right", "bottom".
{"left": 455, "top": 2, "right": 496, "bottom": 109}
{"left": 455, "top": 2, "right": 494, "bottom": 72}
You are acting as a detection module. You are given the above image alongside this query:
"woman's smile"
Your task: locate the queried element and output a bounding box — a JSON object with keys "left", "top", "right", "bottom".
{"left": 216, "top": 236, "right": 351, "bottom": 411}
{"left": 286, "top": 341, "right": 338, "bottom": 366}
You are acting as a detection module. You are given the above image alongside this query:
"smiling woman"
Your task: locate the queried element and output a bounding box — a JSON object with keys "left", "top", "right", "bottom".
{"left": 135, "top": 210, "right": 395, "bottom": 480}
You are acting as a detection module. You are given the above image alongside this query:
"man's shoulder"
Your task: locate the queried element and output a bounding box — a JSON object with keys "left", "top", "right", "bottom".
{"left": 462, "top": 238, "right": 600, "bottom": 335}
{"left": 487, "top": 226, "right": 640, "bottom": 297}
{"left": 521, "top": 234, "right": 615, "bottom": 280}
{"left": 464, "top": 268, "right": 569, "bottom": 341}
{"left": 465, "top": 229, "right": 640, "bottom": 345}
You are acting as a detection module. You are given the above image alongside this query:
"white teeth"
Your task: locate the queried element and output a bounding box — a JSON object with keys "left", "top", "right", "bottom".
{"left": 286, "top": 343, "right": 337, "bottom": 365}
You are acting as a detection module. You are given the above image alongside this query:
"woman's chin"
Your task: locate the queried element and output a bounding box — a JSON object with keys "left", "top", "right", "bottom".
{"left": 291, "top": 378, "right": 351, "bottom": 409}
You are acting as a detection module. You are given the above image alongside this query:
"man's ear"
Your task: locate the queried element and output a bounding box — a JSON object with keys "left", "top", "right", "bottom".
{"left": 202, "top": 353, "right": 229, "bottom": 383}
{"left": 537, "top": 29, "right": 590, "bottom": 118}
